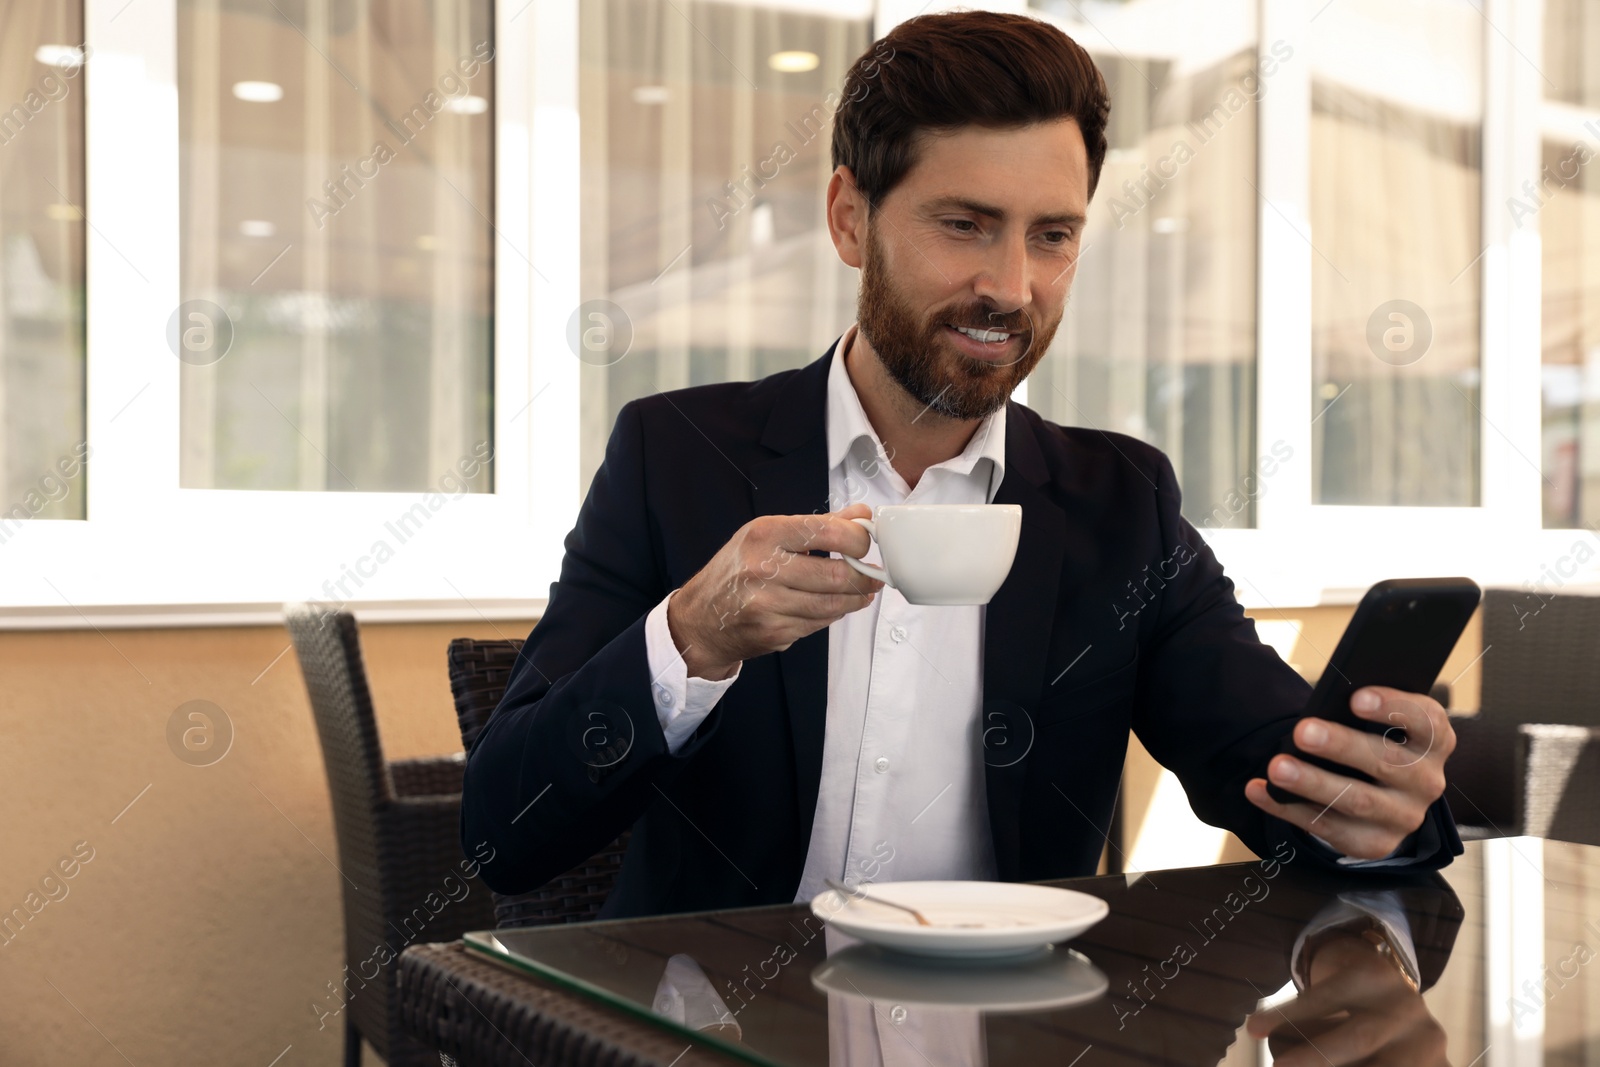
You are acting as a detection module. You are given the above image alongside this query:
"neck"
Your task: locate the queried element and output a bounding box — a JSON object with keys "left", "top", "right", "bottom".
{"left": 844, "top": 326, "right": 988, "bottom": 490}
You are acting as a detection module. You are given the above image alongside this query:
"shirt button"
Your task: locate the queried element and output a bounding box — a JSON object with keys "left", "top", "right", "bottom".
{"left": 875, "top": 757, "right": 890, "bottom": 773}
{"left": 890, "top": 625, "right": 907, "bottom": 643}
{"left": 656, "top": 686, "right": 674, "bottom": 708}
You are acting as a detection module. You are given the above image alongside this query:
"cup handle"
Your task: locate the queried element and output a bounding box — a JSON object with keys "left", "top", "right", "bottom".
{"left": 841, "top": 517, "right": 892, "bottom": 587}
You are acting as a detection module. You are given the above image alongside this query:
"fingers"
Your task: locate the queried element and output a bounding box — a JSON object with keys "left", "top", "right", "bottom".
{"left": 1287, "top": 716, "right": 1401, "bottom": 785}
{"left": 1260, "top": 1001, "right": 1424, "bottom": 1067}
{"left": 1351, "top": 686, "right": 1455, "bottom": 766}
{"left": 1243, "top": 775, "right": 1412, "bottom": 859}
{"left": 765, "top": 585, "right": 878, "bottom": 622}
{"left": 780, "top": 554, "right": 884, "bottom": 597}
{"left": 712, "top": 555, "right": 880, "bottom": 626}
{"left": 768, "top": 510, "right": 874, "bottom": 560}
{"left": 1246, "top": 949, "right": 1404, "bottom": 1039}
{"left": 1291, "top": 692, "right": 1449, "bottom": 786}
{"left": 1248, "top": 685, "right": 1451, "bottom": 857}
{"left": 1264, "top": 751, "right": 1409, "bottom": 827}
{"left": 1247, "top": 949, "right": 1428, "bottom": 1067}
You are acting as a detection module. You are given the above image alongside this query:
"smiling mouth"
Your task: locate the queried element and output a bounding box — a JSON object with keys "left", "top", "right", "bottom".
{"left": 947, "top": 324, "right": 1017, "bottom": 344}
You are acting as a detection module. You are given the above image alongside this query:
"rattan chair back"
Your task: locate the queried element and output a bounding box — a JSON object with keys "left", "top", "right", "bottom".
{"left": 288, "top": 605, "right": 495, "bottom": 1066}
{"left": 447, "top": 637, "right": 630, "bottom": 927}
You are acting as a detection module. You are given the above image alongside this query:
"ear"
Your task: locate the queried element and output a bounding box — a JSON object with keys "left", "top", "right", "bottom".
{"left": 826, "top": 165, "right": 868, "bottom": 269}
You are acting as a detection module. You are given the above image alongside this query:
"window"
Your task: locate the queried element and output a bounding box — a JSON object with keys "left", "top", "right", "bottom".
{"left": 177, "top": 0, "right": 495, "bottom": 493}
{"left": 1540, "top": 0, "right": 1600, "bottom": 528}
{"left": 1030, "top": 0, "right": 1261, "bottom": 529}
{"left": 0, "top": 3, "right": 86, "bottom": 523}
{"left": 1308, "top": 0, "right": 1483, "bottom": 507}
{"left": 2, "top": 0, "right": 1593, "bottom": 613}
{"left": 576, "top": 0, "right": 871, "bottom": 488}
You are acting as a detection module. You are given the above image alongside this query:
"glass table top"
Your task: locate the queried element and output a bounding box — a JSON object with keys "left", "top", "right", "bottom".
{"left": 465, "top": 837, "right": 1600, "bottom": 1066}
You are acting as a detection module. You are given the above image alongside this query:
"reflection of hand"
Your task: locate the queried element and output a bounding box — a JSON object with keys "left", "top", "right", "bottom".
{"left": 1246, "top": 934, "right": 1450, "bottom": 1066}
{"left": 1245, "top": 685, "right": 1454, "bottom": 859}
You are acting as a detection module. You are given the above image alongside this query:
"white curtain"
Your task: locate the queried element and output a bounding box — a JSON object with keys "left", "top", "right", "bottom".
{"left": 577, "top": 0, "right": 870, "bottom": 487}
{"left": 0, "top": 0, "right": 86, "bottom": 517}
{"left": 177, "top": 0, "right": 493, "bottom": 492}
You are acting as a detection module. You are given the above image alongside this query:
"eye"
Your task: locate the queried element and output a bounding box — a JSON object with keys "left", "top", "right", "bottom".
{"left": 1041, "top": 229, "right": 1074, "bottom": 245}
{"left": 943, "top": 219, "right": 977, "bottom": 233}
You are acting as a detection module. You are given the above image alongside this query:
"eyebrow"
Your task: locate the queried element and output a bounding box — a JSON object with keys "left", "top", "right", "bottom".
{"left": 922, "top": 195, "right": 1086, "bottom": 228}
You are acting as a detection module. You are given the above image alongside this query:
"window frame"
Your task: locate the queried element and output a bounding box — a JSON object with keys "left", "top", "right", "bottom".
{"left": 1033, "top": 0, "right": 1597, "bottom": 608}
{"left": 4, "top": 0, "right": 1594, "bottom": 620}
{"left": 1, "top": 0, "right": 579, "bottom": 616}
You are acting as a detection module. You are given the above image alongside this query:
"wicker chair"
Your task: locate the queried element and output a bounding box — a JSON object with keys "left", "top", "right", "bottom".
{"left": 286, "top": 605, "right": 497, "bottom": 1067}
{"left": 1446, "top": 588, "right": 1600, "bottom": 844}
{"left": 1519, "top": 724, "right": 1600, "bottom": 846}
{"left": 447, "top": 637, "right": 631, "bottom": 927}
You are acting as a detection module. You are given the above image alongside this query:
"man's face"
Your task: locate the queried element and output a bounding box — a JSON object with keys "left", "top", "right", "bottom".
{"left": 852, "top": 117, "right": 1089, "bottom": 420}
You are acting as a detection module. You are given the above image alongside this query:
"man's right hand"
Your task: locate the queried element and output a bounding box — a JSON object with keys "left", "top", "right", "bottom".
{"left": 665, "top": 503, "right": 885, "bottom": 680}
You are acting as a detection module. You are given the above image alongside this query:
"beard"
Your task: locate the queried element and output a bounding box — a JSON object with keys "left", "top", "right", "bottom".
{"left": 856, "top": 221, "right": 1060, "bottom": 421}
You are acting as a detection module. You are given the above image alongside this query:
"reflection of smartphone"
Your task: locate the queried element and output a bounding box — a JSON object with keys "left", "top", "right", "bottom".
{"left": 1267, "top": 577, "right": 1481, "bottom": 805}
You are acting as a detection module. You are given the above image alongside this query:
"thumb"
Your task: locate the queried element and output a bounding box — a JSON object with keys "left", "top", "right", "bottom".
{"left": 835, "top": 502, "right": 872, "bottom": 520}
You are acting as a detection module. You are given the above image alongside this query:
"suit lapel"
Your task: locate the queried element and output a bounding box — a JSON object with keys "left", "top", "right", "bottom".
{"left": 749, "top": 346, "right": 837, "bottom": 846}
{"left": 983, "top": 404, "right": 1067, "bottom": 881}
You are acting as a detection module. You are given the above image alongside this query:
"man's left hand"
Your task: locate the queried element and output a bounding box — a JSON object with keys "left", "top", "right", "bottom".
{"left": 1243, "top": 686, "right": 1455, "bottom": 860}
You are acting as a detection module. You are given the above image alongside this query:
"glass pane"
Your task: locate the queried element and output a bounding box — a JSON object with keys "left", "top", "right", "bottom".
{"left": 178, "top": 0, "right": 494, "bottom": 492}
{"left": 577, "top": 0, "right": 871, "bottom": 487}
{"left": 1310, "top": 0, "right": 1482, "bottom": 506}
{"left": 1540, "top": 0, "right": 1600, "bottom": 527}
{"left": 0, "top": 4, "right": 86, "bottom": 522}
{"left": 1028, "top": 1, "right": 1259, "bottom": 529}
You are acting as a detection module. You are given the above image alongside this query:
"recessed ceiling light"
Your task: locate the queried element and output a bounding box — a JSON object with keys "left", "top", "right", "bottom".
{"left": 444, "top": 94, "right": 488, "bottom": 115}
{"left": 750, "top": 202, "right": 774, "bottom": 248}
{"left": 239, "top": 219, "right": 276, "bottom": 237}
{"left": 34, "top": 44, "right": 86, "bottom": 69}
{"left": 415, "top": 234, "right": 438, "bottom": 251}
{"left": 44, "top": 203, "right": 80, "bottom": 222}
{"left": 631, "top": 85, "right": 670, "bottom": 105}
{"left": 768, "top": 51, "right": 819, "bottom": 73}
{"left": 232, "top": 81, "right": 284, "bottom": 103}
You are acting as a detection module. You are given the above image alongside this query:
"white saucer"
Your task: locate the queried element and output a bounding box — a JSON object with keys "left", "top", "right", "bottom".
{"left": 810, "top": 881, "right": 1110, "bottom": 959}
{"left": 812, "top": 943, "right": 1108, "bottom": 1013}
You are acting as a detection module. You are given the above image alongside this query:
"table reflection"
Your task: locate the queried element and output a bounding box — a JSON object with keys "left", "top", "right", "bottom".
{"left": 1249, "top": 929, "right": 1450, "bottom": 1066}
{"left": 637, "top": 865, "right": 1465, "bottom": 1066}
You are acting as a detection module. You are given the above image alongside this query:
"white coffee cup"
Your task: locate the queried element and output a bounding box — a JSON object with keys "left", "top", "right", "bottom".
{"left": 841, "top": 504, "right": 1022, "bottom": 606}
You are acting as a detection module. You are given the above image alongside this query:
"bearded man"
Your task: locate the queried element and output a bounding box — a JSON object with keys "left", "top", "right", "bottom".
{"left": 462, "top": 10, "right": 1461, "bottom": 918}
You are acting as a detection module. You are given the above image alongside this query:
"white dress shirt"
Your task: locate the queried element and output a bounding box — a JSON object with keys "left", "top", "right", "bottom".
{"left": 644, "top": 322, "right": 1005, "bottom": 902}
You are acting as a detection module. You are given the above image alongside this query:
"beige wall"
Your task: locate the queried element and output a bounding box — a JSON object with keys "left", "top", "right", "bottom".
{"left": 0, "top": 618, "right": 535, "bottom": 1067}
{"left": 0, "top": 604, "right": 1483, "bottom": 1064}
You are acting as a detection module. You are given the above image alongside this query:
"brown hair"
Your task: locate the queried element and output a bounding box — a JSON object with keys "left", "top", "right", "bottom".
{"left": 831, "top": 11, "right": 1111, "bottom": 212}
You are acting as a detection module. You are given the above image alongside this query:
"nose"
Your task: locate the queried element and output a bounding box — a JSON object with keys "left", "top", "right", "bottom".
{"left": 972, "top": 228, "right": 1031, "bottom": 325}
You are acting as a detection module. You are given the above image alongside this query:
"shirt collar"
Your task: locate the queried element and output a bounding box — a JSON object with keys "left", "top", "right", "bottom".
{"left": 825, "top": 323, "right": 1008, "bottom": 500}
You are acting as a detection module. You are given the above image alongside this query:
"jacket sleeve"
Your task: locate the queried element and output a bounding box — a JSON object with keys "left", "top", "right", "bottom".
{"left": 1130, "top": 454, "right": 1462, "bottom": 873}
{"left": 460, "top": 399, "right": 730, "bottom": 893}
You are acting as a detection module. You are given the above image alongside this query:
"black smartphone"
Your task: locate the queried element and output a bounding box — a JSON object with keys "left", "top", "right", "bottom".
{"left": 1267, "top": 577, "right": 1482, "bottom": 805}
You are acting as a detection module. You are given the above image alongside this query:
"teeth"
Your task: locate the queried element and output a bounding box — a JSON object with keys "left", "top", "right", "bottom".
{"left": 954, "top": 325, "right": 1010, "bottom": 343}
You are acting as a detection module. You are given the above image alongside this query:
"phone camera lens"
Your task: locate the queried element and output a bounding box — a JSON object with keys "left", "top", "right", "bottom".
{"left": 1407, "top": 599, "right": 1419, "bottom": 610}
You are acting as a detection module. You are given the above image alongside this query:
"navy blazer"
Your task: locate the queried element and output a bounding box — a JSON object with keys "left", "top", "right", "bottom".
{"left": 461, "top": 342, "right": 1462, "bottom": 917}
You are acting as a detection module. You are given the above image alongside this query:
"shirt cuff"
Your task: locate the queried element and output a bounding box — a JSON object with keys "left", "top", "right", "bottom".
{"left": 1289, "top": 891, "right": 1420, "bottom": 991}
{"left": 1310, "top": 828, "right": 1424, "bottom": 868}
{"left": 644, "top": 590, "right": 742, "bottom": 753}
